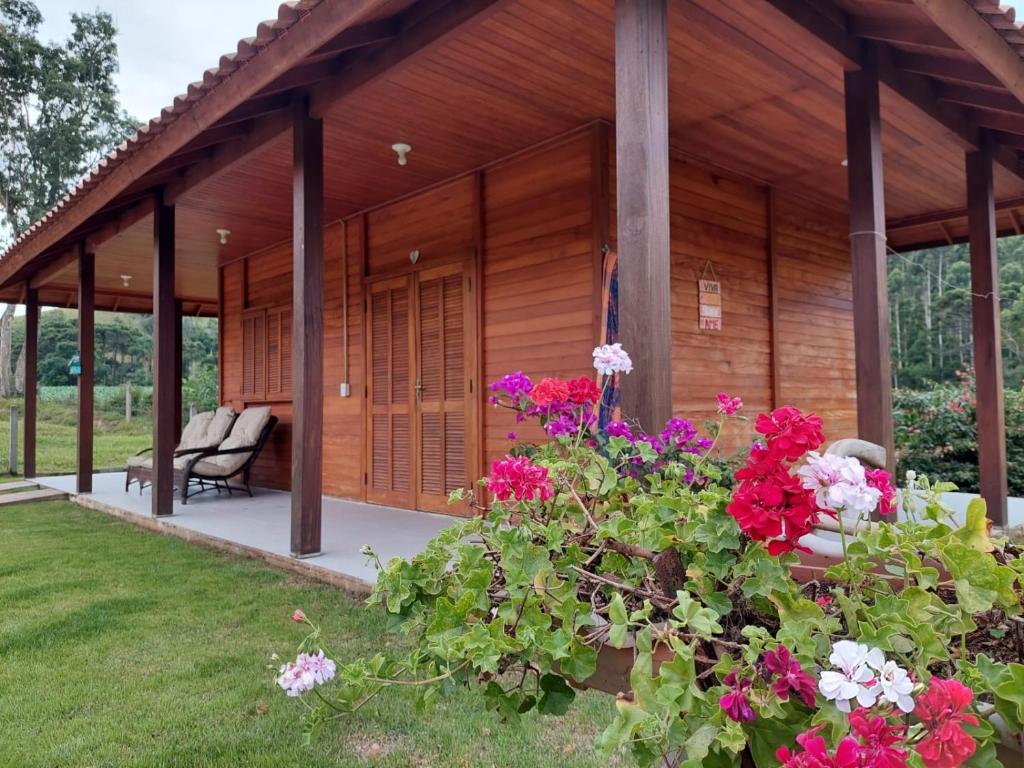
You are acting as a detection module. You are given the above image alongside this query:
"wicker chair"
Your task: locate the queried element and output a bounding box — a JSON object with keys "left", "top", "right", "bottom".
{"left": 176, "top": 410, "right": 278, "bottom": 505}
{"left": 125, "top": 407, "right": 237, "bottom": 493}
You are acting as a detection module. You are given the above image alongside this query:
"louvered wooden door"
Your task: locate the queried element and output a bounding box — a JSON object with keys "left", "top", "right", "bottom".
{"left": 367, "top": 276, "right": 414, "bottom": 507}
{"left": 414, "top": 263, "right": 470, "bottom": 513}
{"left": 366, "top": 264, "right": 472, "bottom": 513}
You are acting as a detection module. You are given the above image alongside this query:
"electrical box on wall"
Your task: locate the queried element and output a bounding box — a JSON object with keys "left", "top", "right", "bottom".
{"left": 339, "top": 383, "right": 351, "bottom": 397}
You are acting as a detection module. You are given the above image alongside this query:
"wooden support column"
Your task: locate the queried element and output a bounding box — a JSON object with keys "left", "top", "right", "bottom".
{"left": 174, "top": 299, "right": 183, "bottom": 441}
{"left": 23, "top": 287, "right": 38, "bottom": 478}
{"left": 615, "top": 0, "right": 672, "bottom": 433}
{"left": 844, "top": 53, "right": 895, "bottom": 471}
{"left": 77, "top": 247, "right": 95, "bottom": 493}
{"left": 152, "top": 196, "right": 177, "bottom": 517}
{"left": 290, "top": 95, "right": 324, "bottom": 557}
{"left": 966, "top": 136, "right": 1008, "bottom": 524}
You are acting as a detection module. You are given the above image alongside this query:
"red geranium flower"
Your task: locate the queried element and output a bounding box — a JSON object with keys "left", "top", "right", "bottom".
{"left": 916, "top": 678, "right": 979, "bottom": 768}
{"left": 777, "top": 726, "right": 860, "bottom": 768}
{"left": 727, "top": 469, "right": 818, "bottom": 554}
{"left": 566, "top": 376, "right": 601, "bottom": 405}
{"left": 755, "top": 406, "right": 825, "bottom": 461}
{"left": 850, "top": 709, "right": 908, "bottom": 768}
{"left": 530, "top": 377, "right": 571, "bottom": 407}
{"left": 865, "top": 468, "right": 897, "bottom": 516}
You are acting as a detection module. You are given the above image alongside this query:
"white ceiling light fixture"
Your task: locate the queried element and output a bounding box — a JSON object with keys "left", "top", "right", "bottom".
{"left": 392, "top": 142, "right": 412, "bottom": 166}
{"left": 120, "top": 274, "right": 132, "bottom": 288}
{"left": 841, "top": 158, "right": 849, "bottom": 167}
{"left": 216, "top": 228, "right": 231, "bottom": 245}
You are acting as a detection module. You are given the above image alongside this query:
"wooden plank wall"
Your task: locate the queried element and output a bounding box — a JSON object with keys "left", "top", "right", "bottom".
{"left": 482, "top": 131, "right": 598, "bottom": 469}
{"left": 218, "top": 125, "right": 857, "bottom": 503}
{"left": 668, "top": 158, "right": 773, "bottom": 452}
{"left": 773, "top": 193, "right": 858, "bottom": 441}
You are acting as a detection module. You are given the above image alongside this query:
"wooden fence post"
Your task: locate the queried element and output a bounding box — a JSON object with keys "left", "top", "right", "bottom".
{"left": 8, "top": 406, "right": 17, "bottom": 475}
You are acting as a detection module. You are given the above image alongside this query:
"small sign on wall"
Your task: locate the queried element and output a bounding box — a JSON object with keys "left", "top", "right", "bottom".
{"left": 698, "top": 263, "right": 722, "bottom": 331}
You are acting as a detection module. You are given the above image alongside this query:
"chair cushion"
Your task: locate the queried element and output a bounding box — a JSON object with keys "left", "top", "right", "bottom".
{"left": 126, "top": 453, "right": 151, "bottom": 468}
{"left": 178, "top": 411, "right": 214, "bottom": 451}
{"left": 204, "top": 407, "right": 236, "bottom": 447}
{"left": 127, "top": 456, "right": 193, "bottom": 470}
{"left": 202, "top": 406, "right": 272, "bottom": 476}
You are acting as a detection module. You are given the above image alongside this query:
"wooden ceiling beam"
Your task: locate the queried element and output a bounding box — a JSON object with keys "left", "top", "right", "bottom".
{"left": 850, "top": 18, "right": 961, "bottom": 52}
{"left": 911, "top": 0, "right": 1024, "bottom": 103}
{"left": 164, "top": 109, "right": 291, "bottom": 205}
{"left": 84, "top": 197, "right": 155, "bottom": 251}
{"left": 891, "top": 50, "right": 1004, "bottom": 87}
{"left": 887, "top": 194, "right": 1024, "bottom": 229}
{"left": 306, "top": 17, "right": 399, "bottom": 59}
{"left": 937, "top": 82, "right": 1024, "bottom": 116}
{"left": 27, "top": 249, "right": 77, "bottom": 290}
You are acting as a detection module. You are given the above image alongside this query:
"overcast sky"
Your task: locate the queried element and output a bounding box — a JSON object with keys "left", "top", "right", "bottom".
{"left": 37, "top": 1, "right": 281, "bottom": 123}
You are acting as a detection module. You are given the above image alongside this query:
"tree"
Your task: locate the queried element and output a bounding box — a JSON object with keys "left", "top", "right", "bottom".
{"left": 0, "top": 0, "right": 137, "bottom": 242}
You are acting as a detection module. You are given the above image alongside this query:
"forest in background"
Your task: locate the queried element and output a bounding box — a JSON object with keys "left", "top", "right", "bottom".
{"left": 891, "top": 237, "right": 1024, "bottom": 495}
{"left": 889, "top": 236, "right": 1024, "bottom": 388}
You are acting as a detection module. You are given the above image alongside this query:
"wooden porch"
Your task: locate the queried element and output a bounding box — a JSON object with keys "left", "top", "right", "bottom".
{"left": 4, "top": 0, "right": 1024, "bottom": 559}
{"left": 35, "top": 472, "right": 453, "bottom": 592}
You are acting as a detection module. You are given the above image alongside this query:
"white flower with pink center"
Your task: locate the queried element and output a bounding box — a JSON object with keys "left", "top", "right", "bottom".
{"left": 276, "top": 650, "right": 336, "bottom": 697}
{"left": 592, "top": 343, "right": 633, "bottom": 376}
{"left": 798, "top": 452, "right": 881, "bottom": 518}
{"left": 877, "top": 659, "right": 915, "bottom": 713}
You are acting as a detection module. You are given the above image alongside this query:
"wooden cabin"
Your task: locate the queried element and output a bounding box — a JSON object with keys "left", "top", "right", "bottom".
{"left": 1, "top": 0, "right": 1022, "bottom": 556}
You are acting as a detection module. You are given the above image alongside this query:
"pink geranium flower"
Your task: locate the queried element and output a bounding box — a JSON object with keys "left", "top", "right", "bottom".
{"left": 762, "top": 645, "right": 816, "bottom": 708}
{"left": 486, "top": 456, "right": 555, "bottom": 503}
{"left": 716, "top": 392, "right": 743, "bottom": 415}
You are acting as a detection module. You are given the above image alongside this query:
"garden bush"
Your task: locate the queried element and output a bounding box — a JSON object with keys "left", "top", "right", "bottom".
{"left": 894, "top": 367, "right": 1024, "bottom": 497}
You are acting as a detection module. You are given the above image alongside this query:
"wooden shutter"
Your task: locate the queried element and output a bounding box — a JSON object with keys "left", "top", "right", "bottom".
{"left": 416, "top": 266, "right": 466, "bottom": 511}
{"left": 266, "top": 306, "right": 292, "bottom": 399}
{"left": 241, "top": 309, "right": 266, "bottom": 399}
{"left": 242, "top": 305, "right": 290, "bottom": 401}
{"left": 367, "top": 278, "right": 412, "bottom": 506}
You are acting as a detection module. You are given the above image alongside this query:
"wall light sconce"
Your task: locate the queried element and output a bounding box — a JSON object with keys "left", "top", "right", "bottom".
{"left": 392, "top": 142, "right": 412, "bottom": 166}
{"left": 216, "top": 228, "right": 231, "bottom": 245}
{"left": 120, "top": 274, "right": 132, "bottom": 288}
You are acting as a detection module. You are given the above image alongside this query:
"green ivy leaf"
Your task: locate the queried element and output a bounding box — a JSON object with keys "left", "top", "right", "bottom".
{"left": 537, "top": 673, "right": 575, "bottom": 715}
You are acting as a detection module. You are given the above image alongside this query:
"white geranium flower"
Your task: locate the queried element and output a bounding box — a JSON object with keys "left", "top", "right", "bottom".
{"left": 818, "top": 640, "right": 882, "bottom": 713}
{"left": 877, "top": 659, "right": 915, "bottom": 713}
{"left": 592, "top": 343, "right": 633, "bottom": 376}
{"left": 798, "top": 452, "right": 881, "bottom": 519}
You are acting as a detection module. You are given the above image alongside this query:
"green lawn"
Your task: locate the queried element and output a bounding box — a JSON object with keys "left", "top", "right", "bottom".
{"left": 0, "top": 398, "right": 151, "bottom": 476}
{"left": 0, "top": 502, "right": 623, "bottom": 767}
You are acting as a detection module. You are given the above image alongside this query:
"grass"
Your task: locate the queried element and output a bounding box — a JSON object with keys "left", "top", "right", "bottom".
{"left": 0, "top": 398, "right": 151, "bottom": 477}
{"left": 0, "top": 501, "right": 624, "bottom": 767}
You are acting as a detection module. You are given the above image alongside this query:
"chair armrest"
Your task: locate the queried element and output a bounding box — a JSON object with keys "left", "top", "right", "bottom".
{"left": 132, "top": 447, "right": 153, "bottom": 457}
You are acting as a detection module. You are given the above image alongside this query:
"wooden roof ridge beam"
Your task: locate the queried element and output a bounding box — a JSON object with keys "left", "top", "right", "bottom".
{"left": 911, "top": 0, "right": 1024, "bottom": 102}
{"left": 308, "top": 0, "right": 509, "bottom": 119}
{"left": 892, "top": 51, "right": 1004, "bottom": 88}
{"left": 0, "top": 0, "right": 386, "bottom": 288}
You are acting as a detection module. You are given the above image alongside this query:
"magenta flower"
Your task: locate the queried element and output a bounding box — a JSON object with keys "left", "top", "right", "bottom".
{"left": 762, "top": 645, "right": 816, "bottom": 708}
{"left": 716, "top": 392, "right": 743, "bottom": 415}
{"left": 291, "top": 609, "right": 305, "bottom": 623}
{"left": 487, "top": 456, "right": 555, "bottom": 503}
{"left": 720, "top": 671, "right": 756, "bottom": 723}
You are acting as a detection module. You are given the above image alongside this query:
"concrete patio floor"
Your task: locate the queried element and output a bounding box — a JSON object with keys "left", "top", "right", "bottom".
{"left": 36, "top": 472, "right": 455, "bottom": 592}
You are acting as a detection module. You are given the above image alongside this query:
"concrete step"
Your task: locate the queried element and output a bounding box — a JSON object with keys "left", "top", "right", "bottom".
{"left": 0, "top": 480, "right": 40, "bottom": 493}
{"left": 0, "top": 488, "right": 68, "bottom": 506}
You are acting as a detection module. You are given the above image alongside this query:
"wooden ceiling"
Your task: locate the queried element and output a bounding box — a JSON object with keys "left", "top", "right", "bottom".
{"left": 8, "top": 0, "right": 1024, "bottom": 311}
